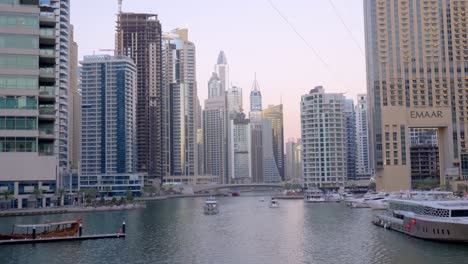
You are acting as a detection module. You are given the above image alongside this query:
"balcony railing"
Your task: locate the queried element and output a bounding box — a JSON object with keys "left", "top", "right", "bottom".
{"left": 40, "top": 11, "right": 54, "bottom": 19}
{"left": 39, "top": 106, "right": 55, "bottom": 115}
{"left": 39, "top": 128, "right": 54, "bottom": 136}
{"left": 40, "top": 28, "right": 55, "bottom": 37}
{"left": 39, "top": 86, "right": 55, "bottom": 96}
{"left": 39, "top": 146, "right": 54, "bottom": 156}
{"left": 39, "top": 49, "right": 55, "bottom": 57}
{"left": 40, "top": 67, "right": 54, "bottom": 75}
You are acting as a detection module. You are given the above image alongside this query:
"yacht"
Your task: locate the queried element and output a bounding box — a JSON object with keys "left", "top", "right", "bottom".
{"left": 373, "top": 191, "right": 468, "bottom": 242}
{"left": 325, "top": 192, "right": 341, "bottom": 202}
{"left": 204, "top": 197, "right": 219, "bottom": 215}
{"left": 270, "top": 198, "right": 279, "bottom": 208}
{"left": 304, "top": 189, "right": 325, "bottom": 203}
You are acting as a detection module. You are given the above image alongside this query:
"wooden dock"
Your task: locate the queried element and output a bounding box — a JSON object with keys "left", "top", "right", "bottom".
{"left": 0, "top": 233, "right": 125, "bottom": 245}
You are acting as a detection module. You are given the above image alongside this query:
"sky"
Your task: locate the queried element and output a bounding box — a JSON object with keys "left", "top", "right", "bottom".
{"left": 71, "top": 0, "right": 366, "bottom": 140}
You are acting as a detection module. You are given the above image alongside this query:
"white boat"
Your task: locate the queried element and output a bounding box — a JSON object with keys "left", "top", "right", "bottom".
{"left": 367, "top": 198, "right": 389, "bottom": 210}
{"left": 373, "top": 191, "right": 468, "bottom": 242}
{"left": 204, "top": 197, "right": 219, "bottom": 215}
{"left": 270, "top": 198, "right": 279, "bottom": 208}
{"left": 304, "top": 189, "right": 325, "bottom": 203}
{"left": 325, "top": 193, "right": 341, "bottom": 202}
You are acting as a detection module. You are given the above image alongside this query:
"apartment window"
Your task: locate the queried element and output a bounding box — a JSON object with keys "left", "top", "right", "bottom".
{"left": 0, "top": 117, "right": 36, "bottom": 130}
{"left": 0, "top": 34, "right": 38, "bottom": 49}
{"left": 0, "top": 13, "right": 38, "bottom": 29}
{"left": 0, "top": 137, "right": 37, "bottom": 152}
{"left": 0, "top": 54, "right": 38, "bottom": 70}
{"left": 0, "top": 75, "right": 37, "bottom": 89}
{"left": 0, "top": 96, "right": 37, "bottom": 109}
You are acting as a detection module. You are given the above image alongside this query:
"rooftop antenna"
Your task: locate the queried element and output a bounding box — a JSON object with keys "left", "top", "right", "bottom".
{"left": 118, "top": 0, "right": 123, "bottom": 13}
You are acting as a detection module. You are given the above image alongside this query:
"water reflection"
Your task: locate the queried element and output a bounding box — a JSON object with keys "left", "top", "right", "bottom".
{"left": 0, "top": 196, "right": 467, "bottom": 264}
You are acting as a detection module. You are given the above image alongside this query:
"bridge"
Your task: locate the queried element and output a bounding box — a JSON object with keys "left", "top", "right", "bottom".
{"left": 191, "top": 183, "right": 284, "bottom": 193}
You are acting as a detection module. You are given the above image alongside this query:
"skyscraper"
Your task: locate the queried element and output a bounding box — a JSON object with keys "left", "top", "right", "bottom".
{"left": 355, "top": 94, "right": 370, "bottom": 179}
{"left": 116, "top": 12, "right": 163, "bottom": 182}
{"left": 203, "top": 96, "right": 227, "bottom": 184}
{"left": 162, "top": 28, "right": 197, "bottom": 177}
{"left": 262, "top": 119, "right": 282, "bottom": 183}
{"left": 80, "top": 55, "right": 142, "bottom": 195}
{"left": 66, "top": 24, "right": 80, "bottom": 192}
{"left": 301, "top": 86, "right": 346, "bottom": 189}
{"left": 364, "top": 0, "right": 468, "bottom": 190}
{"left": 250, "top": 76, "right": 262, "bottom": 112}
{"left": 263, "top": 104, "right": 285, "bottom": 180}
{"left": 215, "top": 51, "right": 229, "bottom": 93}
{"left": 229, "top": 113, "right": 251, "bottom": 183}
{"left": 344, "top": 99, "right": 357, "bottom": 181}
{"left": 208, "top": 72, "right": 222, "bottom": 98}
{"left": 0, "top": 0, "right": 70, "bottom": 208}
{"left": 285, "top": 138, "right": 302, "bottom": 182}
{"left": 226, "top": 86, "right": 243, "bottom": 114}
{"left": 69, "top": 25, "right": 80, "bottom": 172}
{"left": 249, "top": 76, "right": 264, "bottom": 183}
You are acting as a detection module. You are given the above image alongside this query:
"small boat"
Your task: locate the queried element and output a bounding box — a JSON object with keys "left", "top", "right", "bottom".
{"left": 325, "top": 193, "right": 341, "bottom": 202}
{"left": 204, "top": 197, "right": 219, "bottom": 215}
{"left": 270, "top": 198, "right": 279, "bottom": 208}
{"left": 259, "top": 197, "right": 265, "bottom": 202}
{"left": 304, "top": 189, "right": 325, "bottom": 203}
{"left": 231, "top": 190, "right": 240, "bottom": 197}
{"left": 0, "top": 219, "right": 82, "bottom": 240}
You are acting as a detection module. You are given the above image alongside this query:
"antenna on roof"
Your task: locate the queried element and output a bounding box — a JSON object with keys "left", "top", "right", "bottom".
{"left": 118, "top": 0, "right": 123, "bottom": 13}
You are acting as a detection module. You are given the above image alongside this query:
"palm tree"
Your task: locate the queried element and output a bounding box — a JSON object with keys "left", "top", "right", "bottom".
{"left": 31, "top": 187, "right": 43, "bottom": 208}
{"left": 1, "top": 190, "right": 12, "bottom": 209}
{"left": 56, "top": 188, "right": 65, "bottom": 206}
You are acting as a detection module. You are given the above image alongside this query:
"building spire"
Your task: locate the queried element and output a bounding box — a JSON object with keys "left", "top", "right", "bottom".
{"left": 217, "top": 50, "right": 227, "bottom": 65}
{"left": 252, "top": 72, "right": 260, "bottom": 91}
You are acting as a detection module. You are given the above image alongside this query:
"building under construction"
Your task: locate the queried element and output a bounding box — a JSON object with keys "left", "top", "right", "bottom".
{"left": 116, "top": 12, "right": 163, "bottom": 182}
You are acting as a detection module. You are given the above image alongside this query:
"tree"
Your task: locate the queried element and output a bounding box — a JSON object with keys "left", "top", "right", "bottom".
{"left": 82, "top": 188, "right": 98, "bottom": 206}
{"left": 1, "top": 190, "right": 12, "bottom": 209}
{"left": 31, "top": 187, "right": 43, "bottom": 208}
{"left": 103, "top": 186, "right": 112, "bottom": 197}
{"left": 56, "top": 188, "right": 65, "bottom": 206}
{"left": 126, "top": 189, "right": 134, "bottom": 202}
{"left": 369, "top": 182, "right": 376, "bottom": 191}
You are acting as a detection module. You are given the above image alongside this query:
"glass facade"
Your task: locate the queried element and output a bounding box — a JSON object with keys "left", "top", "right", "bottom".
{"left": 0, "top": 54, "right": 38, "bottom": 70}
{"left": 0, "top": 137, "right": 37, "bottom": 152}
{"left": 0, "top": 75, "right": 37, "bottom": 89}
{"left": 0, "top": 13, "right": 38, "bottom": 29}
{"left": 0, "top": 34, "right": 38, "bottom": 49}
{"left": 0, "top": 116, "right": 36, "bottom": 130}
{"left": 0, "top": 95, "right": 37, "bottom": 109}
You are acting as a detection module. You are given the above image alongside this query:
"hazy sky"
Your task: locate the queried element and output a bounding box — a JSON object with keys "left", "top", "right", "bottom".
{"left": 71, "top": 0, "right": 366, "bottom": 140}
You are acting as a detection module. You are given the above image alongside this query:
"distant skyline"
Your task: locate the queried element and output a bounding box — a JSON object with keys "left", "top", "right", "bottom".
{"left": 71, "top": 0, "right": 366, "bottom": 140}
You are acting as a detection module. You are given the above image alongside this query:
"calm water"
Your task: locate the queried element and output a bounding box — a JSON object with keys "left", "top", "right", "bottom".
{"left": 0, "top": 196, "right": 467, "bottom": 264}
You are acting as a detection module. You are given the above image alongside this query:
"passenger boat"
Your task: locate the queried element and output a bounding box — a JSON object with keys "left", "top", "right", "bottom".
{"left": 325, "top": 193, "right": 341, "bottom": 202}
{"left": 304, "top": 189, "right": 325, "bottom": 203}
{"left": 204, "top": 197, "right": 219, "bottom": 215}
{"left": 270, "top": 198, "right": 279, "bottom": 208}
{"left": 373, "top": 191, "right": 468, "bottom": 242}
{"left": 0, "top": 219, "right": 81, "bottom": 240}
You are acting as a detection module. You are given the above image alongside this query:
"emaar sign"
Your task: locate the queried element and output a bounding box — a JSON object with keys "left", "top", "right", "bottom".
{"left": 410, "top": 111, "right": 443, "bottom": 119}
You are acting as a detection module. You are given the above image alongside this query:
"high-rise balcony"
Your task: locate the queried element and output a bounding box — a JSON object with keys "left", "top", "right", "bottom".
{"left": 39, "top": 143, "right": 54, "bottom": 156}
{"left": 39, "top": 86, "right": 55, "bottom": 96}
{"left": 39, "top": 11, "right": 55, "bottom": 26}
{"left": 39, "top": 105, "right": 55, "bottom": 120}
{"left": 39, "top": 67, "right": 55, "bottom": 80}
{"left": 39, "top": 49, "right": 55, "bottom": 64}
{"left": 39, "top": 127, "right": 55, "bottom": 139}
{"left": 39, "top": 28, "right": 55, "bottom": 45}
